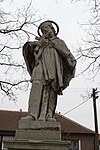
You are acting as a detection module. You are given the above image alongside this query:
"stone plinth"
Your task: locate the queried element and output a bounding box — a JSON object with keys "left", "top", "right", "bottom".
{"left": 15, "top": 129, "right": 61, "bottom": 141}
{"left": 4, "top": 119, "right": 71, "bottom": 150}
{"left": 16, "top": 120, "right": 61, "bottom": 141}
{"left": 18, "top": 119, "right": 61, "bottom": 130}
{"left": 4, "top": 139, "right": 71, "bottom": 150}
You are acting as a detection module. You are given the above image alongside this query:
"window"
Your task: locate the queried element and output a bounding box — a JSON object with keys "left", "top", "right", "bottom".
{"left": 70, "top": 140, "right": 81, "bottom": 150}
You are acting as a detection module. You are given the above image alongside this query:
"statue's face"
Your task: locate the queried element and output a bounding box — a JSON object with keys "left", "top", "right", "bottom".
{"left": 41, "top": 24, "right": 54, "bottom": 38}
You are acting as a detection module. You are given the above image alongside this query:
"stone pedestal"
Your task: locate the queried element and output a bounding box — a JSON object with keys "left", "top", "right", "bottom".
{"left": 4, "top": 140, "right": 71, "bottom": 150}
{"left": 16, "top": 120, "right": 61, "bottom": 141}
{"left": 4, "top": 119, "right": 71, "bottom": 150}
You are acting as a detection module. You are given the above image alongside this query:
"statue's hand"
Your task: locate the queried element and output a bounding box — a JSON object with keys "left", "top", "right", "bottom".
{"left": 40, "top": 38, "right": 48, "bottom": 45}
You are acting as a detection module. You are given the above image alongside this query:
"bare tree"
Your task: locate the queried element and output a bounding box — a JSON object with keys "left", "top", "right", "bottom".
{"left": 72, "top": 0, "right": 100, "bottom": 78}
{"left": 0, "top": 1, "right": 42, "bottom": 101}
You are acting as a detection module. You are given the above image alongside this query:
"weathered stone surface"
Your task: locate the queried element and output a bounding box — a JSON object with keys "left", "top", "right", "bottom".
{"left": 23, "top": 20, "right": 76, "bottom": 121}
{"left": 17, "top": 120, "right": 61, "bottom": 141}
{"left": 18, "top": 120, "right": 61, "bottom": 130}
{"left": 15, "top": 129, "right": 61, "bottom": 141}
{"left": 4, "top": 139, "right": 71, "bottom": 150}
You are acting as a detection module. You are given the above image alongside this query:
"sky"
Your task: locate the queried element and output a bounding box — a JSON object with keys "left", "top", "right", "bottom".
{"left": 0, "top": 0, "right": 100, "bottom": 132}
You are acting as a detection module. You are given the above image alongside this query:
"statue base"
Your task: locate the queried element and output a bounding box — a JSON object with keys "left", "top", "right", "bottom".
{"left": 4, "top": 139, "right": 71, "bottom": 150}
{"left": 4, "top": 119, "right": 71, "bottom": 150}
{"left": 16, "top": 119, "right": 61, "bottom": 141}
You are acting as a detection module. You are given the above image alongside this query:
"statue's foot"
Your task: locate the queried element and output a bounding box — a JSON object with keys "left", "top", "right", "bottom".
{"left": 46, "top": 117, "right": 56, "bottom": 122}
{"left": 21, "top": 115, "right": 33, "bottom": 120}
{"left": 38, "top": 116, "right": 46, "bottom": 121}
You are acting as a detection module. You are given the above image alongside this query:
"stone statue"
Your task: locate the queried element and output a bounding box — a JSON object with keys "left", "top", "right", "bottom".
{"left": 23, "top": 20, "right": 76, "bottom": 121}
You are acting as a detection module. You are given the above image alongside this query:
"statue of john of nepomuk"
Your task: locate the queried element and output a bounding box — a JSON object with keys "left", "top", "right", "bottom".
{"left": 22, "top": 20, "right": 76, "bottom": 121}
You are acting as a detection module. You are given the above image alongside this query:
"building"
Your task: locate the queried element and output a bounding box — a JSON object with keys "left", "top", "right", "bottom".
{"left": 0, "top": 110, "right": 95, "bottom": 150}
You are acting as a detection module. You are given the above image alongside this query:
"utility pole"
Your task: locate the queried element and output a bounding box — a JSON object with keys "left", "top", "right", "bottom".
{"left": 0, "top": 135, "right": 3, "bottom": 150}
{"left": 91, "top": 88, "right": 99, "bottom": 150}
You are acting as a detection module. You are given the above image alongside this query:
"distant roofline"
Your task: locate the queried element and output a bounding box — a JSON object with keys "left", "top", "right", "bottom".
{"left": 0, "top": 109, "right": 95, "bottom": 134}
{"left": 57, "top": 113, "right": 95, "bottom": 133}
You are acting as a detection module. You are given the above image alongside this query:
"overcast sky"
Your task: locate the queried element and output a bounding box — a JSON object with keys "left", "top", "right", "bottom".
{"left": 0, "top": 0, "right": 100, "bottom": 132}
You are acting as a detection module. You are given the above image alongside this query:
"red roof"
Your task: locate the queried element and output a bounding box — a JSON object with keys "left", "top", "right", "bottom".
{"left": 0, "top": 110, "right": 94, "bottom": 134}
{"left": 56, "top": 113, "right": 94, "bottom": 134}
{"left": 0, "top": 110, "right": 27, "bottom": 131}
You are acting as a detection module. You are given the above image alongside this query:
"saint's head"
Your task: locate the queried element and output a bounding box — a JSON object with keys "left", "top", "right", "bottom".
{"left": 38, "top": 20, "right": 59, "bottom": 38}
